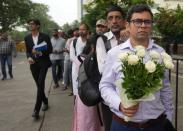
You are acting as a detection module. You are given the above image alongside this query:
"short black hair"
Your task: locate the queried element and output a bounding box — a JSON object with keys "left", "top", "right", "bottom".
{"left": 106, "top": 5, "right": 125, "bottom": 19}
{"left": 79, "top": 22, "right": 90, "bottom": 30}
{"left": 73, "top": 27, "right": 79, "bottom": 32}
{"left": 52, "top": 28, "right": 58, "bottom": 32}
{"left": 127, "top": 4, "right": 153, "bottom": 22}
{"left": 27, "top": 19, "right": 41, "bottom": 26}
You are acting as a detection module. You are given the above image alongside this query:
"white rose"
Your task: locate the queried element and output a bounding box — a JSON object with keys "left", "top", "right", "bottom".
{"left": 164, "top": 59, "right": 174, "bottom": 69}
{"left": 161, "top": 52, "right": 172, "bottom": 61}
{"left": 128, "top": 55, "right": 139, "bottom": 65}
{"left": 149, "top": 50, "right": 160, "bottom": 60}
{"left": 118, "top": 52, "right": 129, "bottom": 61}
{"left": 145, "top": 61, "right": 156, "bottom": 73}
{"left": 135, "top": 45, "right": 145, "bottom": 51}
{"left": 136, "top": 48, "right": 145, "bottom": 57}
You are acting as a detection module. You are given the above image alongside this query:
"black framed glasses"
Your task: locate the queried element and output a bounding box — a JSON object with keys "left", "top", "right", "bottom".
{"left": 130, "top": 19, "right": 153, "bottom": 27}
{"left": 28, "top": 22, "right": 36, "bottom": 26}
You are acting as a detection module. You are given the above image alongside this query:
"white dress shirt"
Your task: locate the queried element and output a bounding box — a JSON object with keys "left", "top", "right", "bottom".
{"left": 32, "top": 34, "right": 39, "bottom": 45}
{"left": 99, "top": 39, "right": 174, "bottom": 122}
{"left": 96, "top": 31, "right": 118, "bottom": 73}
{"left": 70, "top": 36, "right": 86, "bottom": 95}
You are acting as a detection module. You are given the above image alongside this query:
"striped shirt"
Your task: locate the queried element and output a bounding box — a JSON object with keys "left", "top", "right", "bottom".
{"left": 0, "top": 39, "right": 17, "bottom": 55}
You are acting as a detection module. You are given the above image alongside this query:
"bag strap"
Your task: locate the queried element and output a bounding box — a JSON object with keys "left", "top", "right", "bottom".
{"left": 77, "top": 54, "right": 87, "bottom": 63}
{"left": 103, "top": 39, "right": 111, "bottom": 52}
{"left": 97, "top": 104, "right": 103, "bottom": 126}
{"left": 96, "top": 34, "right": 111, "bottom": 52}
{"left": 73, "top": 38, "right": 77, "bottom": 55}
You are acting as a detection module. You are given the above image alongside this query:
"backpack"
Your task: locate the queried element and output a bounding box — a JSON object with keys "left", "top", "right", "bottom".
{"left": 73, "top": 35, "right": 111, "bottom": 56}
{"left": 78, "top": 34, "right": 111, "bottom": 106}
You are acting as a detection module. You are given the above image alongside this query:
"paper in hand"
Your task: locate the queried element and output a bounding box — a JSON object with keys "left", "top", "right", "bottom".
{"left": 34, "top": 41, "right": 47, "bottom": 51}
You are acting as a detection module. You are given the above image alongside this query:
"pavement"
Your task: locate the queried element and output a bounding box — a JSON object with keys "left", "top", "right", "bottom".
{"left": 0, "top": 53, "right": 74, "bottom": 131}
{"left": 0, "top": 53, "right": 182, "bottom": 131}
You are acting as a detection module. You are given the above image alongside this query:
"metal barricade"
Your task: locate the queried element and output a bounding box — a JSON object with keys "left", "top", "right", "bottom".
{"left": 171, "top": 55, "right": 183, "bottom": 130}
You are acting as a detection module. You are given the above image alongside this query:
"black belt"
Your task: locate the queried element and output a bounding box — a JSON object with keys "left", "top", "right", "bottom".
{"left": 113, "top": 113, "right": 166, "bottom": 129}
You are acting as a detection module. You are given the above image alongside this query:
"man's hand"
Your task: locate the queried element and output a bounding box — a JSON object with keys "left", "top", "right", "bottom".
{"left": 63, "top": 48, "right": 69, "bottom": 53}
{"left": 28, "top": 57, "right": 35, "bottom": 64}
{"left": 53, "top": 50, "right": 58, "bottom": 54}
{"left": 32, "top": 49, "right": 42, "bottom": 55}
{"left": 32, "top": 48, "right": 37, "bottom": 55}
{"left": 119, "top": 103, "right": 139, "bottom": 117}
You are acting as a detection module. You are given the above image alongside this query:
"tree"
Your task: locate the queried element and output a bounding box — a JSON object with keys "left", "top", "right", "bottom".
{"left": 61, "top": 20, "right": 80, "bottom": 35}
{"left": 9, "top": 30, "right": 26, "bottom": 41}
{"left": 62, "top": 23, "right": 71, "bottom": 33}
{"left": 27, "top": 3, "right": 60, "bottom": 35}
{"left": 71, "top": 20, "right": 80, "bottom": 29}
{"left": 82, "top": 0, "right": 154, "bottom": 32}
{"left": 4, "top": 2, "right": 60, "bottom": 41}
{"left": 0, "top": 0, "right": 60, "bottom": 34}
{"left": 0, "top": 0, "right": 33, "bottom": 31}
{"left": 155, "top": 5, "right": 183, "bottom": 53}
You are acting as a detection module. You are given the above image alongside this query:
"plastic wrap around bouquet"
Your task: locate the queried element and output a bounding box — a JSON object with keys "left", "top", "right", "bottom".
{"left": 116, "top": 45, "right": 174, "bottom": 121}
{"left": 34, "top": 41, "right": 47, "bottom": 51}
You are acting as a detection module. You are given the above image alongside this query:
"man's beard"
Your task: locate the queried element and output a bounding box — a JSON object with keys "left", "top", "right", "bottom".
{"left": 53, "top": 34, "right": 59, "bottom": 38}
{"left": 97, "top": 31, "right": 103, "bottom": 35}
{"left": 111, "top": 25, "right": 122, "bottom": 34}
{"left": 79, "top": 32, "right": 86, "bottom": 37}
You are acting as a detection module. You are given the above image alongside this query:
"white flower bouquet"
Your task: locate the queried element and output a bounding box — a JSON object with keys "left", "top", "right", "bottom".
{"left": 116, "top": 45, "right": 174, "bottom": 121}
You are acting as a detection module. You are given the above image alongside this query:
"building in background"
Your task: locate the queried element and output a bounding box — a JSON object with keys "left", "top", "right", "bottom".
{"left": 154, "top": 0, "right": 183, "bottom": 9}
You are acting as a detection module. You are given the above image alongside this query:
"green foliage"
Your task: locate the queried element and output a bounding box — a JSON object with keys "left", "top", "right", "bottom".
{"left": 9, "top": 30, "right": 26, "bottom": 41}
{"left": 28, "top": 3, "right": 60, "bottom": 35}
{"left": 154, "top": 5, "right": 183, "bottom": 43}
{"left": 61, "top": 20, "right": 80, "bottom": 34}
{"left": 82, "top": 0, "right": 115, "bottom": 32}
{"left": 62, "top": 23, "right": 71, "bottom": 33}
{"left": 0, "top": 0, "right": 33, "bottom": 31}
{"left": 0, "top": 1, "right": 60, "bottom": 35}
{"left": 0, "top": 1, "right": 58, "bottom": 38}
{"left": 82, "top": 0, "right": 154, "bottom": 33}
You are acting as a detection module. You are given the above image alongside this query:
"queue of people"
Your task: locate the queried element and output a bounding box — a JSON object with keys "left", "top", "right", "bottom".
{"left": 2, "top": 4, "right": 174, "bottom": 131}
{"left": 69, "top": 4, "right": 174, "bottom": 131}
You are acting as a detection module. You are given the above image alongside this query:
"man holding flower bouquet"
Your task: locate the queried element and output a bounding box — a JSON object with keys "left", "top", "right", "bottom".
{"left": 99, "top": 4, "right": 175, "bottom": 131}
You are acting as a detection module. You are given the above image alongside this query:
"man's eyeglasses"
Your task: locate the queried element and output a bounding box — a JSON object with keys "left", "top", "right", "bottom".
{"left": 130, "top": 19, "right": 153, "bottom": 27}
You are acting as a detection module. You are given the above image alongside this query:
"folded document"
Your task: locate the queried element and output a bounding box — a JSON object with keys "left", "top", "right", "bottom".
{"left": 34, "top": 41, "right": 47, "bottom": 51}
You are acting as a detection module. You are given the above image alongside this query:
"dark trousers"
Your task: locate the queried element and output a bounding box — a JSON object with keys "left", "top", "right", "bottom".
{"left": 0, "top": 54, "right": 12, "bottom": 78}
{"left": 51, "top": 59, "right": 64, "bottom": 85}
{"left": 110, "top": 119, "right": 165, "bottom": 131}
{"left": 102, "top": 103, "right": 112, "bottom": 131}
{"left": 30, "top": 63, "right": 48, "bottom": 113}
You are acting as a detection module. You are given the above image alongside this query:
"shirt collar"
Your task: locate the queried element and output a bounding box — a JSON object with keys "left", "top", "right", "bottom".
{"left": 146, "top": 39, "right": 159, "bottom": 50}
{"left": 104, "top": 31, "right": 115, "bottom": 40}
{"left": 119, "top": 38, "right": 158, "bottom": 51}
